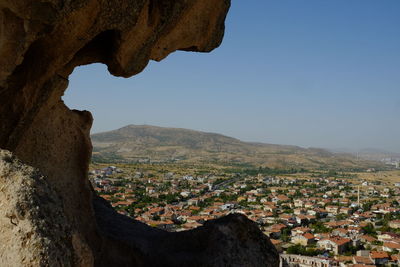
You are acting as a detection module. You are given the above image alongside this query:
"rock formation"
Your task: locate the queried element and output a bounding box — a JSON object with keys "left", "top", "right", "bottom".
{"left": 0, "top": 0, "right": 279, "bottom": 266}
{"left": 0, "top": 150, "right": 74, "bottom": 266}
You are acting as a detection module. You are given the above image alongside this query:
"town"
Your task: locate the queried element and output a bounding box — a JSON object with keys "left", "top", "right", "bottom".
{"left": 90, "top": 163, "right": 400, "bottom": 266}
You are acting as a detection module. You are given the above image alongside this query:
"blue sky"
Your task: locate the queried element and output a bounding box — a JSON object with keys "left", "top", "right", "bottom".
{"left": 64, "top": 0, "right": 400, "bottom": 152}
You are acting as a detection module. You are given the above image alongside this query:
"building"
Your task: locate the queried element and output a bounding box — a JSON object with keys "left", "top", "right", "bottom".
{"left": 280, "top": 254, "right": 337, "bottom": 267}
{"left": 291, "top": 227, "right": 311, "bottom": 237}
{"left": 325, "top": 206, "right": 339, "bottom": 216}
{"left": 291, "top": 233, "right": 315, "bottom": 246}
{"left": 352, "top": 256, "right": 374, "bottom": 265}
{"left": 369, "top": 251, "right": 389, "bottom": 265}
{"left": 383, "top": 241, "right": 400, "bottom": 252}
{"left": 317, "top": 237, "right": 351, "bottom": 255}
{"left": 331, "top": 228, "right": 349, "bottom": 238}
{"left": 389, "top": 220, "right": 400, "bottom": 229}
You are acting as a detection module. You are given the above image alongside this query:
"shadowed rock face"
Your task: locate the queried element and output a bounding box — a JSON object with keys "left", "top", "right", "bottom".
{"left": 0, "top": 0, "right": 279, "bottom": 266}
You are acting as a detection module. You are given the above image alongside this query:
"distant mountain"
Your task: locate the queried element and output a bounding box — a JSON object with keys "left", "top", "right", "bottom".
{"left": 330, "top": 148, "right": 400, "bottom": 162}
{"left": 91, "top": 125, "right": 384, "bottom": 170}
{"left": 355, "top": 148, "right": 400, "bottom": 162}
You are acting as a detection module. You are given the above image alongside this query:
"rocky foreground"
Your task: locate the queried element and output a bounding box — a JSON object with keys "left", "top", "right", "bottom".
{"left": 0, "top": 0, "right": 278, "bottom": 266}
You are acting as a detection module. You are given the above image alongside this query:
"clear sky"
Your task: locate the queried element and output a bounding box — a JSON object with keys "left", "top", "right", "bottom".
{"left": 63, "top": 0, "right": 400, "bottom": 152}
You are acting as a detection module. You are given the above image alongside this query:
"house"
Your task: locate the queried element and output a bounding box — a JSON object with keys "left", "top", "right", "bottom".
{"left": 326, "top": 206, "right": 339, "bottom": 215}
{"left": 271, "top": 239, "right": 283, "bottom": 253}
{"left": 324, "top": 220, "right": 348, "bottom": 229}
{"left": 266, "top": 223, "right": 287, "bottom": 239}
{"left": 304, "top": 202, "right": 315, "bottom": 209}
{"left": 383, "top": 241, "right": 400, "bottom": 252}
{"left": 291, "top": 227, "right": 311, "bottom": 237}
{"left": 258, "top": 213, "right": 277, "bottom": 224}
{"left": 295, "top": 215, "right": 309, "bottom": 225}
{"left": 317, "top": 237, "right": 351, "bottom": 255}
{"left": 390, "top": 254, "right": 400, "bottom": 265}
{"left": 305, "top": 215, "right": 316, "bottom": 223}
{"left": 369, "top": 251, "right": 389, "bottom": 265}
{"left": 335, "top": 256, "right": 352, "bottom": 264}
{"left": 279, "top": 214, "right": 296, "bottom": 226}
{"left": 155, "top": 220, "right": 175, "bottom": 231}
{"left": 332, "top": 228, "right": 349, "bottom": 238}
{"left": 347, "top": 226, "right": 363, "bottom": 236}
{"left": 181, "top": 221, "right": 202, "bottom": 230}
{"left": 378, "top": 232, "right": 400, "bottom": 242}
{"left": 263, "top": 204, "right": 276, "bottom": 212}
{"left": 308, "top": 208, "right": 327, "bottom": 218}
{"left": 266, "top": 228, "right": 281, "bottom": 239}
{"left": 280, "top": 254, "right": 334, "bottom": 267}
{"left": 272, "top": 223, "right": 287, "bottom": 231}
{"left": 339, "top": 198, "right": 350, "bottom": 205}
{"left": 291, "top": 233, "right": 315, "bottom": 246}
{"left": 220, "top": 203, "right": 236, "bottom": 210}
{"left": 316, "top": 208, "right": 328, "bottom": 217}
{"left": 294, "top": 199, "right": 304, "bottom": 208}
{"left": 352, "top": 256, "right": 374, "bottom": 266}
{"left": 146, "top": 186, "right": 155, "bottom": 194}
{"left": 247, "top": 196, "right": 257, "bottom": 202}
{"left": 294, "top": 208, "right": 306, "bottom": 215}
{"left": 389, "top": 220, "right": 400, "bottom": 229}
{"left": 148, "top": 207, "right": 164, "bottom": 216}
{"left": 359, "top": 235, "right": 377, "bottom": 244}
{"left": 339, "top": 207, "right": 352, "bottom": 215}
{"left": 272, "top": 194, "right": 290, "bottom": 203}
{"left": 187, "top": 198, "right": 199, "bottom": 206}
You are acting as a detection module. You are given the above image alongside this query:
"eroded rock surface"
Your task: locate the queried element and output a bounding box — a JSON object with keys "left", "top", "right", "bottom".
{"left": 94, "top": 197, "right": 279, "bottom": 266}
{"left": 0, "top": 150, "right": 74, "bottom": 266}
{"left": 0, "top": 0, "right": 279, "bottom": 266}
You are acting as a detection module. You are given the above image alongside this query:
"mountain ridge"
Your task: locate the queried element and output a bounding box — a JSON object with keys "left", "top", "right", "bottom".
{"left": 91, "top": 124, "right": 385, "bottom": 169}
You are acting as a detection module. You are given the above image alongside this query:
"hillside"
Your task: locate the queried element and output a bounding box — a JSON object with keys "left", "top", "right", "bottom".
{"left": 91, "top": 125, "right": 384, "bottom": 170}
{"left": 356, "top": 148, "right": 400, "bottom": 162}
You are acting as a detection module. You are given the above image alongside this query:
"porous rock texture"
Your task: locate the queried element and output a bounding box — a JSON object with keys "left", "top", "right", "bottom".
{"left": 0, "top": 0, "right": 279, "bottom": 266}
{"left": 0, "top": 150, "right": 74, "bottom": 266}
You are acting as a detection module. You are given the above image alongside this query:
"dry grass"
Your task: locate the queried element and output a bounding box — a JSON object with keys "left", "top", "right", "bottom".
{"left": 354, "top": 170, "right": 400, "bottom": 184}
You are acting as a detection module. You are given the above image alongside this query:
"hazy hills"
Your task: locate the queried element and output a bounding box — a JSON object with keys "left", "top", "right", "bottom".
{"left": 91, "top": 125, "right": 384, "bottom": 170}
{"left": 354, "top": 148, "right": 400, "bottom": 162}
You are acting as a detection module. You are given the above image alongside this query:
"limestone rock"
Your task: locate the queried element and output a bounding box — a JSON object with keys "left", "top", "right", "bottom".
{"left": 0, "top": 150, "right": 74, "bottom": 266}
{"left": 0, "top": 0, "right": 279, "bottom": 265}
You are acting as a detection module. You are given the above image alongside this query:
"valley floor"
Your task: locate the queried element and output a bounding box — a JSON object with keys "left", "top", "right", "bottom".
{"left": 90, "top": 163, "right": 400, "bottom": 266}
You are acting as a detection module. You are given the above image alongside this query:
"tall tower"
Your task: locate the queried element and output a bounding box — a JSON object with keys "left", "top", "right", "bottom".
{"left": 357, "top": 186, "right": 360, "bottom": 207}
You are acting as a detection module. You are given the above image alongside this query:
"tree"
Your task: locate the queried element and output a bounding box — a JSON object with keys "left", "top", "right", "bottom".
{"left": 326, "top": 170, "right": 337, "bottom": 177}
{"left": 311, "top": 221, "right": 331, "bottom": 233}
{"left": 362, "top": 223, "right": 377, "bottom": 236}
{"left": 287, "top": 244, "right": 305, "bottom": 255}
{"left": 336, "top": 214, "right": 347, "bottom": 220}
{"left": 286, "top": 244, "right": 323, "bottom": 256}
{"left": 281, "top": 228, "right": 291, "bottom": 242}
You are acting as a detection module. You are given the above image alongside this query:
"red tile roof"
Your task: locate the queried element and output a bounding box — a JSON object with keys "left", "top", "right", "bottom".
{"left": 370, "top": 251, "right": 389, "bottom": 259}
{"left": 303, "top": 233, "right": 314, "bottom": 239}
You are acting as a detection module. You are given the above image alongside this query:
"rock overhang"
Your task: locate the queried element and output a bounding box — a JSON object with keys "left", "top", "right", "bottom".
{"left": 0, "top": 1, "right": 279, "bottom": 265}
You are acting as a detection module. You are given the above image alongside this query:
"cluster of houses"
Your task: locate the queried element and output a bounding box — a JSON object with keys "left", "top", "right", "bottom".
{"left": 89, "top": 165, "right": 400, "bottom": 266}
